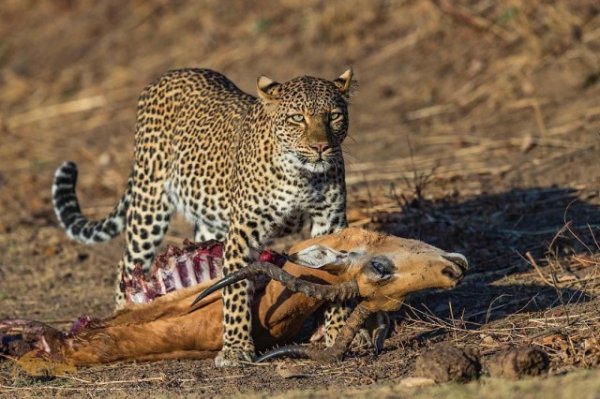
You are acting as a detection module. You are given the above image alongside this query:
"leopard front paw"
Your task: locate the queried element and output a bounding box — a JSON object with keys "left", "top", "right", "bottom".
{"left": 214, "top": 348, "right": 254, "bottom": 368}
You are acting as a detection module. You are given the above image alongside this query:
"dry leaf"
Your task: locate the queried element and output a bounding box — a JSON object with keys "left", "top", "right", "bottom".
{"left": 583, "top": 338, "right": 599, "bottom": 353}
{"left": 520, "top": 134, "right": 535, "bottom": 153}
{"left": 540, "top": 334, "right": 562, "bottom": 346}
{"left": 43, "top": 244, "right": 61, "bottom": 257}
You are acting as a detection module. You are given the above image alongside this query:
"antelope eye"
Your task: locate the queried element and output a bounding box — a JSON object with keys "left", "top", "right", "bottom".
{"left": 370, "top": 258, "right": 393, "bottom": 278}
{"left": 289, "top": 114, "right": 305, "bottom": 123}
{"left": 330, "top": 112, "right": 343, "bottom": 122}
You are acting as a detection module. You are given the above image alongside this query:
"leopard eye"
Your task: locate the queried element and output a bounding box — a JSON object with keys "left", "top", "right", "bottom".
{"left": 288, "top": 114, "right": 305, "bottom": 123}
{"left": 330, "top": 112, "right": 343, "bottom": 122}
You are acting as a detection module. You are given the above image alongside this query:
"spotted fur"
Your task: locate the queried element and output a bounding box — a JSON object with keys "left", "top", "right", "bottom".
{"left": 52, "top": 68, "right": 354, "bottom": 367}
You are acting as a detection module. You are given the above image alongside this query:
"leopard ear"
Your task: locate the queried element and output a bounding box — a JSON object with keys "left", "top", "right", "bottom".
{"left": 333, "top": 68, "right": 354, "bottom": 96}
{"left": 257, "top": 76, "right": 282, "bottom": 102}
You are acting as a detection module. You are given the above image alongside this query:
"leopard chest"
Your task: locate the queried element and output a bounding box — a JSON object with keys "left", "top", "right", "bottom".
{"left": 169, "top": 158, "right": 341, "bottom": 240}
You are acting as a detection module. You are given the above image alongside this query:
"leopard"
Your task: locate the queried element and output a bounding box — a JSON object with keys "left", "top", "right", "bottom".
{"left": 52, "top": 67, "right": 355, "bottom": 367}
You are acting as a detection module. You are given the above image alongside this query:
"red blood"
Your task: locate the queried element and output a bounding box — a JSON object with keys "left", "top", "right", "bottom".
{"left": 208, "top": 243, "right": 223, "bottom": 258}
{"left": 259, "top": 251, "right": 274, "bottom": 263}
{"left": 259, "top": 250, "right": 287, "bottom": 267}
{"left": 68, "top": 316, "right": 91, "bottom": 336}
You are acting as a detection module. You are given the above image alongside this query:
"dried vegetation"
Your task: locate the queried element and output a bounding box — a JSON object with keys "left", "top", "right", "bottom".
{"left": 1, "top": 0, "right": 600, "bottom": 397}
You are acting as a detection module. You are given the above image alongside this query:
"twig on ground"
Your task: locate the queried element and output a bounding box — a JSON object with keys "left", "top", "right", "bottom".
{"left": 524, "top": 251, "right": 554, "bottom": 287}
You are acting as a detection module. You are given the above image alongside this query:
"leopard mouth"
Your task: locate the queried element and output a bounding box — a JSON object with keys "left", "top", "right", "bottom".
{"left": 305, "top": 158, "right": 330, "bottom": 171}
{"left": 286, "top": 151, "right": 333, "bottom": 173}
{"left": 300, "top": 152, "right": 332, "bottom": 164}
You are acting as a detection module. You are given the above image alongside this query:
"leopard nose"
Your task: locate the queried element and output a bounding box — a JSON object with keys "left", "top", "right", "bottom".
{"left": 310, "top": 143, "right": 330, "bottom": 154}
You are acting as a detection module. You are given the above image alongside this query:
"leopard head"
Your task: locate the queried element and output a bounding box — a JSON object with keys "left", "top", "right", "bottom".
{"left": 257, "top": 69, "right": 354, "bottom": 173}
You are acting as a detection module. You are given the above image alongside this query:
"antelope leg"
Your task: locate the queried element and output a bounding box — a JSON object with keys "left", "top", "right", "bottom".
{"left": 371, "top": 311, "right": 390, "bottom": 356}
{"left": 256, "top": 302, "right": 372, "bottom": 362}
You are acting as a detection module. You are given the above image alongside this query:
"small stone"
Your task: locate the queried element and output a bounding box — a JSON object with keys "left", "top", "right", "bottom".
{"left": 485, "top": 346, "right": 549, "bottom": 379}
{"left": 97, "top": 152, "right": 111, "bottom": 166}
{"left": 414, "top": 343, "right": 481, "bottom": 383}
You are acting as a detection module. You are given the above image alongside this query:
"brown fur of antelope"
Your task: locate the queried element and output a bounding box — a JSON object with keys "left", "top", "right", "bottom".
{"left": 1, "top": 228, "right": 467, "bottom": 365}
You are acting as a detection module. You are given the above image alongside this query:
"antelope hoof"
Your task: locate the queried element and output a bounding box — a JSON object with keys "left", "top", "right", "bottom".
{"left": 214, "top": 348, "right": 254, "bottom": 368}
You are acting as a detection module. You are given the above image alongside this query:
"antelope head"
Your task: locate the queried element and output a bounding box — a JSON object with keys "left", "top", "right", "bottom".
{"left": 192, "top": 227, "right": 468, "bottom": 362}
{"left": 286, "top": 227, "right": 468, "bottom": 312}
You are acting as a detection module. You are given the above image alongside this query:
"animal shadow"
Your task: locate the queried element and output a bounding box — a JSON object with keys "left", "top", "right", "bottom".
{"left": 372, "top": 186, "right": 600, "bottom": 328}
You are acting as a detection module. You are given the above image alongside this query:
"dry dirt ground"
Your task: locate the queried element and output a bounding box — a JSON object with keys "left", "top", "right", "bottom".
{"left": 1, "top": 0, "right": 600, "bottom": 397}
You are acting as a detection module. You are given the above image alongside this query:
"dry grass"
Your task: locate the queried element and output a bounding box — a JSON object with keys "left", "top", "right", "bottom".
{"left": 1, "top": 0, "right": 600, "bottom": 397}
{"left": 248, "top": 369, "right": 600, "bottom": 399}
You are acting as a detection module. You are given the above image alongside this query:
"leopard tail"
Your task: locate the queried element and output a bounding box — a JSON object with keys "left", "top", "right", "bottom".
{"left": 52, "top": 161, "right": 131, "bottom": 244}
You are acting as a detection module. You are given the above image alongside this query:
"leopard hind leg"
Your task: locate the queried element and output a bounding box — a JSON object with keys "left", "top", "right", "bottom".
{"left": 115, "top": 183, "right": 174, "bottom": 308}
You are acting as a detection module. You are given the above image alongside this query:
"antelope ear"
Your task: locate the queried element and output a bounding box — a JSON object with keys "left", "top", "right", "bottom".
{"left": 257, "top": 76, "right": 282, "bottom": 102}
{"left": 333, "top": 68, "right": 354, "bottom": 95}
{"left": 288, "top": 244, "right": 350, "bottom": 272}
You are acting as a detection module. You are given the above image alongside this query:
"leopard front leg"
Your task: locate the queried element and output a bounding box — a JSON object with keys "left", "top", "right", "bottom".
{"left": 215, "top": 225, "right": 261, "bottom": 367}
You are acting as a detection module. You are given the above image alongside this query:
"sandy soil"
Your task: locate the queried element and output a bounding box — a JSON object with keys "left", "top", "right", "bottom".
{"left": 1, "top": 0, "right": 600, "bottom": 397}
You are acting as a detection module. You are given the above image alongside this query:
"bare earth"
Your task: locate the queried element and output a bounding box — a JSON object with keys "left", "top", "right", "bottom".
{"left": 1, "top": 1, "right": 600, "bottom": 397}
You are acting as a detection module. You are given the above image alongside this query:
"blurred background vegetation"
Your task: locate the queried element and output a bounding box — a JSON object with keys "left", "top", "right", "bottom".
{"left": 1, "top": 0, "right": 598, "bottom": 192}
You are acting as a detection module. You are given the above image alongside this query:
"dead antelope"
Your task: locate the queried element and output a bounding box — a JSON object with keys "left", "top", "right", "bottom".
{"left": 0, "top": 227, "right": 467, "bottom": 366}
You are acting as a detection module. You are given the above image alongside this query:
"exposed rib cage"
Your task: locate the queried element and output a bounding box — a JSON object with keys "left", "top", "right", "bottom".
{"left": 121, "top": 239, "right": 287, "bottom": 304}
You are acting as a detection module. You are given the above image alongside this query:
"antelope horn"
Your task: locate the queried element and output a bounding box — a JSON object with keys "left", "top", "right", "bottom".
{"left": 256, "top": 345, "right": 312, "bottom": 362}
{"left": 190, "top": 261, "right": 359, "bottom": 308}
